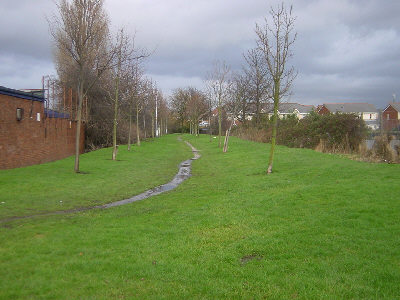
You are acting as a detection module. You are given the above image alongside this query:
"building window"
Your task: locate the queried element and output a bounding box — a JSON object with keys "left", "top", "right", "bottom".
{"left": 387, "top": 114, "right": 390, "bottom": 120}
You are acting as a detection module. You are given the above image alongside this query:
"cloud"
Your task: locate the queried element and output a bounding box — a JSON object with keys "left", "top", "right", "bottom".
{"left": 0, "top": 54, "right": 55, "bottom": 90}
{"left": 0, "top": 0, "right": 54, "bottom": 60}
{"left": 0, "top": 0, "right": 398, "bottom": 109}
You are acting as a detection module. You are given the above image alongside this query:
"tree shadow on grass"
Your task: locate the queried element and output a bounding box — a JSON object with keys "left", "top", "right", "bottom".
{"left": 77, "top": 171, "right": 90, "bottom": 174}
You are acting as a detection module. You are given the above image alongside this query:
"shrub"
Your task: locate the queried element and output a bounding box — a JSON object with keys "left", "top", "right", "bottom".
{"left": 233, "top": 112, "right": 368, "bottom": 153}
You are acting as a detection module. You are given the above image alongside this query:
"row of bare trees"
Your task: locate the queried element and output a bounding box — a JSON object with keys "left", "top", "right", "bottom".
{"left": 51, "top": 0, "right": 169, "bottom": 172}
{"left": 208, "top": 4, "right": 296, "bottom": 173}
{"left": 169, "top": 3, "right": 297, "bottom": 173}
{"left": 51, "top": 0, "right": 295, "bottom": 174}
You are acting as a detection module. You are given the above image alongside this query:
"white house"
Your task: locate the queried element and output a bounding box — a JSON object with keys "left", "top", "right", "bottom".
{"left": 318, "top": 103, "right": 379, "bottom": 130}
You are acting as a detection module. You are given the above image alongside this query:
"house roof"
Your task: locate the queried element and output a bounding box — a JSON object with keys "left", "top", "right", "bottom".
{"left": 384, "top": 102, "right": 400, "bottom": 112}
{"left": 259, "top": 102, "right": 314, "bottom": 114}
{"left": 0, "top": 86, "right": 44, "bottom": 102}
{"left": 323, "top": 103, "right": 377, "bottom": 113}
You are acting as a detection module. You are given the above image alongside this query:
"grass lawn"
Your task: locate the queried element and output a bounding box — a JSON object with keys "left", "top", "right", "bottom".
{"left": 0, "top": 135, "right": 192, "bottom": 219}
{"left": 1, "top": 134, "right": 399, "bottom": 299}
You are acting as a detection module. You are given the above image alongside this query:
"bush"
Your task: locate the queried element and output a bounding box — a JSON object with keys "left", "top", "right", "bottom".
{"left": 233, "top": 112, "right": 368, "bottom": 153}
{"left": 276, "top": 112, "right": 368, "bottom": 152}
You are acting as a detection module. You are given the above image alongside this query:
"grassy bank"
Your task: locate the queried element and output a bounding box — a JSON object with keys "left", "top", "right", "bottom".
{"left": 0, "top": 135, "right": 191, "bottom": 219}
{"left": 1, "top": 134, "right": 399, "bottom": 299}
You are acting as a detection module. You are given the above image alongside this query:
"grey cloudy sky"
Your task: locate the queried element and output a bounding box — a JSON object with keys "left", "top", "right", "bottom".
{"left": 0, "top": 0, "right": 399, "bottom": 108}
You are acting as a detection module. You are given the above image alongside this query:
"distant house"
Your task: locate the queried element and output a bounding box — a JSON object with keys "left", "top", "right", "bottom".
{"left": 245, "top": 102, "right": 314, "bottom": 120}
{"left": 382, "top": 103, "right": 400, "bottom": 131}
{"left": 317, "top": 103, "right": 379, "bottom": 130}
{"left": 262, "top": 103, "right": 314, "bottom": 120}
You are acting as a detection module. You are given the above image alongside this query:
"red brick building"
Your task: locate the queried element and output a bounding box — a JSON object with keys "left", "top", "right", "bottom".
{"left": 382, "top": 103, "right": 400, "bottom": 131}
{"left": 0, "top": 86, "right": 84, "bottom": 169}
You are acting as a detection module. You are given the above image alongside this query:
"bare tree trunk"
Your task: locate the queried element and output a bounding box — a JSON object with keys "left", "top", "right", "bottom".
{"left": 267, "top": 82, "right": 280, "bottom": 174}
{"left": 242, "top": 100, "right": 246, "bottom": 126}
{"left": 128, "top": 113, "right": 132, "bottom": 151}
{"left": 218, "top": 106, "right": 222, "bottom": 147}
{"left": 223, "top": 118, "right": 235, "bottom": 153}
{"left": 155, "top": 94, "right": 158, "bottom": 137}
{"left": 112, "top": 74, "right": 119, "bottom": 160}
{"left": 74, "top": 81, "right": 84, "bottom": 173}
{"left": 151, "top": 113, "right": 154, "bottom": 138}
{"left": 143, "top": 116, "right": 146, "bottom": 139}
{"left": 255, "top": 89, "right": 260, "bottom": 126}
{"left": 160, "top": 118, "right": 163, "bottom": 137}
{"left": 223, "top": 130, "right": 229, "bottom": 152}
{"left": 136, "top": 105, "right": 140, "bottom": 146}
{"left": 209, "top": 108, "right": 212, "bottom": 142}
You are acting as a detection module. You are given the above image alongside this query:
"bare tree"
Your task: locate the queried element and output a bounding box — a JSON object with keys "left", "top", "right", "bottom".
{"left": 109, "top": 29, "right": 149, "bottom": 160}
{"left": 223, "top": 73, "right": 248, "bottom": 152}
{"left": 110, "top": 29, "right": 125, "bottom": 160}
{"left": 157, "top": 93, "right": 169, "bottom": 136}
{"left": 148, "top": 83, "right": 161, "bottom": 138}
{"left": 140, "top": 78, "right": 154, "bottom": 138}
{"left": 206, "top": 61, "right": 232, "bottom": 148}
{"left": 255, "top": 3, "right": 297, "bottom": 174}
{"left": 154, "top": 89, "right": 165, "bottom": 137}
{"left": 243, "top": 48, "right": 271, "bottom": 126}
{"left": 125, "top": 60, "right": 144, "bottom": 150}
{"left": 134, "top": 67, "right": 145, "bottom": 147}
{"left": 51, "top": 0, "right": 111, "bottom": 172}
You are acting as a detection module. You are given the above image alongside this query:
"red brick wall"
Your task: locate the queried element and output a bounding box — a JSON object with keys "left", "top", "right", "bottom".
{"left": 0, "top": 93, "right": 85, "bottom": 169}
{"left": 382, "top": 105, "right": 399, "bottom": 131}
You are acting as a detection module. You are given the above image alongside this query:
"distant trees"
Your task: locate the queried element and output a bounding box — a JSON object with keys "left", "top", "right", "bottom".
{"left": 223, "top": 73, "right": 249, "bottom": 152}
{"left": 170, "top": 88, "right": 189, "bottom": 133}
{"left": 187, "top": 88, "right": 208, "bottom": 136}
{"left": 243, "top": 48, "right": 270, "bottom": 127}
{"left": 255, "top": 3, "right": 297, "bottom": 174}
{"left": 170, "top": 87, "right": 207, "bottom": 135}
{"left": 206, "top": 61, "right": 232, "bottom": 147}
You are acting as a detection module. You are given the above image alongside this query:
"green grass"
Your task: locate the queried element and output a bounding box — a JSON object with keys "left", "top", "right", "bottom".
{"left": 0, "top": 135, "right": 192, "bottom": 219}
{"left": 1, "top": 134, "right": 399, "bottom": 299}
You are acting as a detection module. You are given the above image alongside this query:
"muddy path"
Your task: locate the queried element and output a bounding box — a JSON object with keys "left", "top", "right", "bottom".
{"left": 0, "top": 139, "right": 200, "bottom": 224}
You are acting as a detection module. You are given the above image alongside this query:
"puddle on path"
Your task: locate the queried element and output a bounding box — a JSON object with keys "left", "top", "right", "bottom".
{"left": 0, "top": 139, "right": 200, "bottom": 223}
{"left": 101, "top": 142, "right": 200, "bottom": 208}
